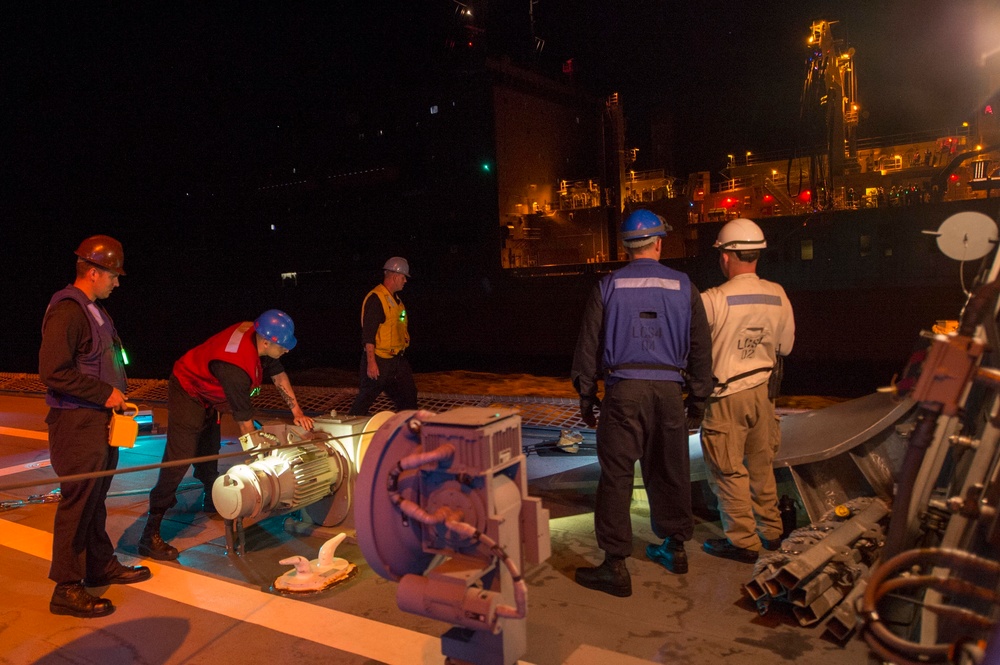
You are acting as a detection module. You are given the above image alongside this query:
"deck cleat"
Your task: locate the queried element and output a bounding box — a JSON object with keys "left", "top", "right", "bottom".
{"left": 273, "top": 533, "right": 357, "bottom": 593}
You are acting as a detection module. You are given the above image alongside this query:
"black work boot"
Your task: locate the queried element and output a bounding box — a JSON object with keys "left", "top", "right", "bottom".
{"left": 703, "top": 537, "right": 759, "bottom": 563}
{"left": 202, "top": 488, "right": 216, "bottom": 514}
{"left": 575, "top": 555, "right": 631, "bottom": 597}
{"left": 50, "top": 582, "right": 115, "bottom": 618}
{"left": 646, "top": 537, "right": 688, "bottom": 574}
{"left": 85, "top": 560, "right": 152, "bottom": 587}
{"left": 137, "top": 512, "right": 179, "bottom": 561}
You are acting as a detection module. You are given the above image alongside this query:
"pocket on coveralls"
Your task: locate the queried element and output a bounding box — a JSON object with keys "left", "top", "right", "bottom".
{"left": 700, "top": 423, "right": 740, "bottom": 476}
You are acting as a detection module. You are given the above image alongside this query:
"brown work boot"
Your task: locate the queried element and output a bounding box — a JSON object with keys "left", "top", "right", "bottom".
{"left": 575, "top": 556, "right": 631, "bottom": 597}
{"left": 50, "top": 583, "right": 115, "bottom": 618}
{"left": 137, "top": 513, "right": 179, "bottom": 561}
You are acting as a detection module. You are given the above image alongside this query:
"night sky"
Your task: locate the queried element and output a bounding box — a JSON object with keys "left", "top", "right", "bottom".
{"left": 7, "top": 2, "right": 995, "bottom": 224}
{"left": 4, "top": 1, "right": 998, "bottom": 375}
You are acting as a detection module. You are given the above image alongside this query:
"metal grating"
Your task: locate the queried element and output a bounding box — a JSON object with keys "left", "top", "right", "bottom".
{"left": 0, "top": 373, "right": 585, "bottom": 432}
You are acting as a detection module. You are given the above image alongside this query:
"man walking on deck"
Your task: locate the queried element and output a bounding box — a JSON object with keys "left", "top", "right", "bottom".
{"left": 699, "top": 218, "right": 795, "bottom": 563}
{"left": 571, "top": 209, "right": 713, "bottom": 596}
{"left": 348, "top": 257, "right": 418, "bottom": 415}
{"left": 39, "top": 235, "right": 151, "bottom": 618}
{"left": 138, "top": 310, "right": 314, "bottom": 560}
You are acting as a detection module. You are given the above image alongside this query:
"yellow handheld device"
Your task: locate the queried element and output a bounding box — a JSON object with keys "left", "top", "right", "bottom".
{"left": 109, "top": 402, "right": 140, "bottom": 448}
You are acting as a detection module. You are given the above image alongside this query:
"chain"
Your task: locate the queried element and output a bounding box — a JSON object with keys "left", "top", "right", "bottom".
{"left": 0, "top": 489, "right": 61, "bottom": 512}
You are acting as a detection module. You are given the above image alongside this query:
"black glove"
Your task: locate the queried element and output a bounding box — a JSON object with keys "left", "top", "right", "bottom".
{"left": 579, "top": 396, "right": 600, "bottom": 428}
{"left": 685, "top": 398, "right": 706, "bottom": 433}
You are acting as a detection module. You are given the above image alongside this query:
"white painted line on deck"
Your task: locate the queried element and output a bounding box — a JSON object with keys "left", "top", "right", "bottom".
{"left": 0, "top": 519, "right": 540, "bottom": 665}
{"left": 0, "top": 458, "right": 51, "bottom": 478}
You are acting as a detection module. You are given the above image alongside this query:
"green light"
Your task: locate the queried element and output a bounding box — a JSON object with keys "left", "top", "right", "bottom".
{"left": 120, "top": 348, "right": 129, "bottom": 365}
{"left": 482, "top": 163, "right": 490, "bottom": 172}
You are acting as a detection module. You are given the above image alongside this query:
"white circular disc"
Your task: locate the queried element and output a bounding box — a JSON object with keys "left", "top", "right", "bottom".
{"left": 935, "top": 212, "right": 998, "bottom": 261}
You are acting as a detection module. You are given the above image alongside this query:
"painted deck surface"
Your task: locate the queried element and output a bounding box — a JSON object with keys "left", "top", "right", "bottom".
{"left": 0, "top": 395, "right": 876, "bottom": 665}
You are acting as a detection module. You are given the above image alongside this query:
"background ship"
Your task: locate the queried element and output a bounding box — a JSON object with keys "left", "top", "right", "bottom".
{"left": 264, "top": 19, "right": 1000, "bottom": 398}
{"left": 8, "top": 16, "right": 1000, "bottom": 400}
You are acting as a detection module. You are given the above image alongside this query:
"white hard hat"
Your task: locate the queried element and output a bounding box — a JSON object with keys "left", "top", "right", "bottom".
{"left": 714, "top": 218, "right": 767, "bottom": 251}
{"left": 383, "top": 256, "right": 410, "bottom": 277}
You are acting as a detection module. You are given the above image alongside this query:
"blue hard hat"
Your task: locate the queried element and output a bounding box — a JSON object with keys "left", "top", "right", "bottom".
{"left": 620, "top": 209, "right": 670, "bottom": 242}
{"left": 254, "top": 309, "right": 297, "bottom": 350}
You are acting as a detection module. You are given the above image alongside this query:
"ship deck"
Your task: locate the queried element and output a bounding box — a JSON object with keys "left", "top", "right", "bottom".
{"left": 0, "top": 393, "right": 878, "bottom": 665}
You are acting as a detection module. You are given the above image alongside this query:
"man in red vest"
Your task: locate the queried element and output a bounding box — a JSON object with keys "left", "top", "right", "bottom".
{"left": 138, "top": 310, "right": 314, "bottom": 560}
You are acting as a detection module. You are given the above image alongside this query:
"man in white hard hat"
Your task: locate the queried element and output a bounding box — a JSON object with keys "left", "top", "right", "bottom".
{"left": 348, "top": 257, "right": 418, "bottom": 415}
{"left": 699, "top": 218, "right": 795, "bottom": 563}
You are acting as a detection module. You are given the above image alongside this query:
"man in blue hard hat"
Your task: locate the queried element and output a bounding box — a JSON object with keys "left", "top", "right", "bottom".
{"left": 348, "top": 257, "right": 418, "bottom": 415}
{"left": 138, "top": 310, "right": 315, "bottom": 561}
{"left": 571, "top": 209, "right": 713, "bottom": 596}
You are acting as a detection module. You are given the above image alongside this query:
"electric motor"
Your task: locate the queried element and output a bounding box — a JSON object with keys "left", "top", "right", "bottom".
{"left": 213, "top": 441, "right": 344, "bottom": 521}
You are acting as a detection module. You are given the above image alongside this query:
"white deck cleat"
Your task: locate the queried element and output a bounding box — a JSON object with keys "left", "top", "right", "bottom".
{"left": 274, "top": 532, "right": 357, "bottom": 593}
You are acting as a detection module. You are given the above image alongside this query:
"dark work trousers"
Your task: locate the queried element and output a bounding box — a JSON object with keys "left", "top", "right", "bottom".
{"left": 148, "top": 375, "right": 221, "bottom": 514}
{"left": 347, "top": 353, "right": 418, "bottom": 415}
{"left": 594, "top": 379, "right": 692, "bottom": 558}
{"left": 46, "top": 407, "right": 120, "bottom": 584}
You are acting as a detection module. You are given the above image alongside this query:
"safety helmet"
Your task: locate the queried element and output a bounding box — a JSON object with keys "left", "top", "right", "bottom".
{"left": 383, "top": 256, "right": 410, "bottom": 277}
{"left": 714, "top": 218, "right": 767, "bottom": 251}
{"left": 75, "top": 235, "right": 126, "bottom": 275}
{"left": 620, "top": 209, "right": 670, "bottom": 244}
{"left": 254, "top": 309, "right": 297, "bottom": 350}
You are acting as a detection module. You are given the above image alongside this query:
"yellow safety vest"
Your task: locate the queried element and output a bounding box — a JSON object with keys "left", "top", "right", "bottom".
{"left": 365, "top": 284, "right": 410, "bottom": 358}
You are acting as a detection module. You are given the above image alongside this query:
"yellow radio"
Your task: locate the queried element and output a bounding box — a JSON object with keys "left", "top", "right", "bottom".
{"left": 109, "top": 402, "right": 140, "bottom": 449}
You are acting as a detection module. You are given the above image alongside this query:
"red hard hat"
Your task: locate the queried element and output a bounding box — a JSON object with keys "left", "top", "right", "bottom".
{"left": 75, "top": 235, "right": 126, "bottom": 275}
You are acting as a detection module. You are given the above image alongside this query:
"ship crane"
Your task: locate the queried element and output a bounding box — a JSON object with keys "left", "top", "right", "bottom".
{"left": 797, "top": 20, "right": 859, "bottom": 210}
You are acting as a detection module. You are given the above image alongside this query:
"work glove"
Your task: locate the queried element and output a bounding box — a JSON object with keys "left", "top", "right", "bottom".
{"left": 685, "top": 398, "right": 706, "bottom": 433}
{"left": 579, "top": 396, "right": 600, "bottom": 429}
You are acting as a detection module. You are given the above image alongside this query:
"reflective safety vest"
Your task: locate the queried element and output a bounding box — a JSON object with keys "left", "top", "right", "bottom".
{"left": 365, "top": 284, "right": 409, "bottom": 359}
{"left": 173, "top": 322, "right": 263, "bottom": 410}
{"left": 43, "top": 285, "right": 128, "bottom": 409}
{"left": 701, "top": 273, "right": 795, "bottom": 397}
{"left": 599, "top": 259, "right": 691, "bottom": 385}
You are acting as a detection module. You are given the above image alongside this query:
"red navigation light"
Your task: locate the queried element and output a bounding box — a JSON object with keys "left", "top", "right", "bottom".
{"left": 986, "top": 105, "right": 994, "bottom": 115}
{"left": 798, "top": 190, "right": 812, "bottom": 202}
{"left": 723, "top": 197, "right": 735, "bottom": 207}
{"left": 949, "top": 173, "right": 960, "bottom": 182}
{"left": 762, "top": 194, "right": 774, "bottom": 203}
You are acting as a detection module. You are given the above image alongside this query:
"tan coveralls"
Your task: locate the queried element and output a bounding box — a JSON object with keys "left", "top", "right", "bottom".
{"left": 700, "top": 273, "right": 795, "bottom": 551}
